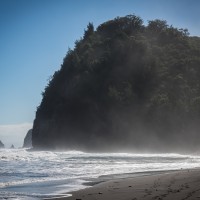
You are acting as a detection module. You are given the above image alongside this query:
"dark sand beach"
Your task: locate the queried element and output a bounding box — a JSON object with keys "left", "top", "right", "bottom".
{"left": 46, "top": 168, "right": 200, "bottom": 200}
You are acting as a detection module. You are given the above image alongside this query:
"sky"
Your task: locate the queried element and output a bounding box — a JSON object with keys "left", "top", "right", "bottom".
{"left": 0, "top": 0, "right": 200, "bottom": 147}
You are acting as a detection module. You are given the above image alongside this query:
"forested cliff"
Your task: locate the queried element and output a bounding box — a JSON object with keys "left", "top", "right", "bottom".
{"left": 32, "top": 15, "right": 200, "bottom": 152}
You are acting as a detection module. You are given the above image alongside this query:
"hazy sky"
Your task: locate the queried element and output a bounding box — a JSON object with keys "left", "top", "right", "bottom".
{"left": 0, "top": 0, "right": 200, "bottom": 147}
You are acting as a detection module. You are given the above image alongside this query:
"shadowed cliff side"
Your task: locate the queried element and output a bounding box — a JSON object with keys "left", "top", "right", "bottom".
{"left": 32, "top": 15, "right": 200, "bottom": 152}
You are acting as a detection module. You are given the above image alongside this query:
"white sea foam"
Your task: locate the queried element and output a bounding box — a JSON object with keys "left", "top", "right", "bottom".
{"left": 0, "top": 149, "right": 200, "bottom": 199}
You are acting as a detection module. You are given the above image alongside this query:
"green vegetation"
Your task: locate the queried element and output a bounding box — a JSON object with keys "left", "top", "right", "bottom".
{"left": 32, "top": 15, "right": 200, "bottom": 152}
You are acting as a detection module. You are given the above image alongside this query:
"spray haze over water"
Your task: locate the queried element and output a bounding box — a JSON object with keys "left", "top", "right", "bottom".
{"left": 1, "top": 14, "right": 200, "bottom": 200}
{"left": 0, "top": 149, "right": 200, "bottom": 199}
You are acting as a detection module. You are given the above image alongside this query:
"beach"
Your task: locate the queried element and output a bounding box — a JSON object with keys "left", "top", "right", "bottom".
{"left": 47, "top": 168, "right": 200, "bottom": 200}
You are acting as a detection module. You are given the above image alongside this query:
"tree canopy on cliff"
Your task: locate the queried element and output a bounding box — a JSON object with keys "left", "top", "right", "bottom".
{"left": 33, "top": 15, "right": 200, "bottom": 152}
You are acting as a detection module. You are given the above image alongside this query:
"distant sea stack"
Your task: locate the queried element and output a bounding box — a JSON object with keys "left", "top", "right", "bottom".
{"left": 0, "top": 140, "right": 4, "bottom": 148}
{"left": 23, "top": 129, "right": 32, "bottom": 148}
{"left": 32, "top": 15, "right": 200, "bottom": 152}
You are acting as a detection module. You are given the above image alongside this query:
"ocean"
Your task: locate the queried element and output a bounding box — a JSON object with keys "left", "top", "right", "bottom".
{"left": 0, "top": 149, "right": 200, "bottom": 200}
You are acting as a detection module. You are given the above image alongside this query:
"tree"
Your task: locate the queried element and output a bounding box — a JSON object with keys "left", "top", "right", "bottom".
{"left": 83, "top": 22, "right": 94, "bottom": 40}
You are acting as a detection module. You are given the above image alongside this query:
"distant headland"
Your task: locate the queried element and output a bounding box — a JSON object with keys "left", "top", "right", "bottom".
{"left": 0, "top": 140, "right": 5, "bottom": 148}
{"left": 23, "top": 129, "right": 32, "bottom": 148}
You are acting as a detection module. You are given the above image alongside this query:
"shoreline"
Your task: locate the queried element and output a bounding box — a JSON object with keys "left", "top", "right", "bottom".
{"left": 44, "top": 168, "right": 200, "bottom": 200}
{"left": 82, "top": 169, "right": 180, "bottom": 186}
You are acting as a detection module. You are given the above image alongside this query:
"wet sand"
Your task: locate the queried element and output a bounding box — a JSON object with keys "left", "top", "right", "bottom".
{"left": 46, "top": 168, "right": 200, "bottom": 200}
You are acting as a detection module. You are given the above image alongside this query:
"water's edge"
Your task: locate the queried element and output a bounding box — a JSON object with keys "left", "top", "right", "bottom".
{"left": 84, "top": 169, "right": 179, "bottom": 186}
{"left": 49, "top": 169, "right": 183, "bottom": 199}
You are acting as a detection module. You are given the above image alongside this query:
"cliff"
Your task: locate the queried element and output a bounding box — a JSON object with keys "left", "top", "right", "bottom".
{"left": 23, "top": 129, "right": 32, "bottom": 148}
{"left": 0, "top": 140, "right": 4, "bottom": 148}
{"left": 32, "top": 15, "right": 200, "bottom": 152}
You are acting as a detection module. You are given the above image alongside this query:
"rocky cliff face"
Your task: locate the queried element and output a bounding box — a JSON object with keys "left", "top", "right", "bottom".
{"left": 23, "top": 129, "right": 32, "bottom": 148}
{"left": 32, "top": 15, "right": 200, "bottom": 152}
{"left": 0, "top": 140, "right": 5, "bottom": 148}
